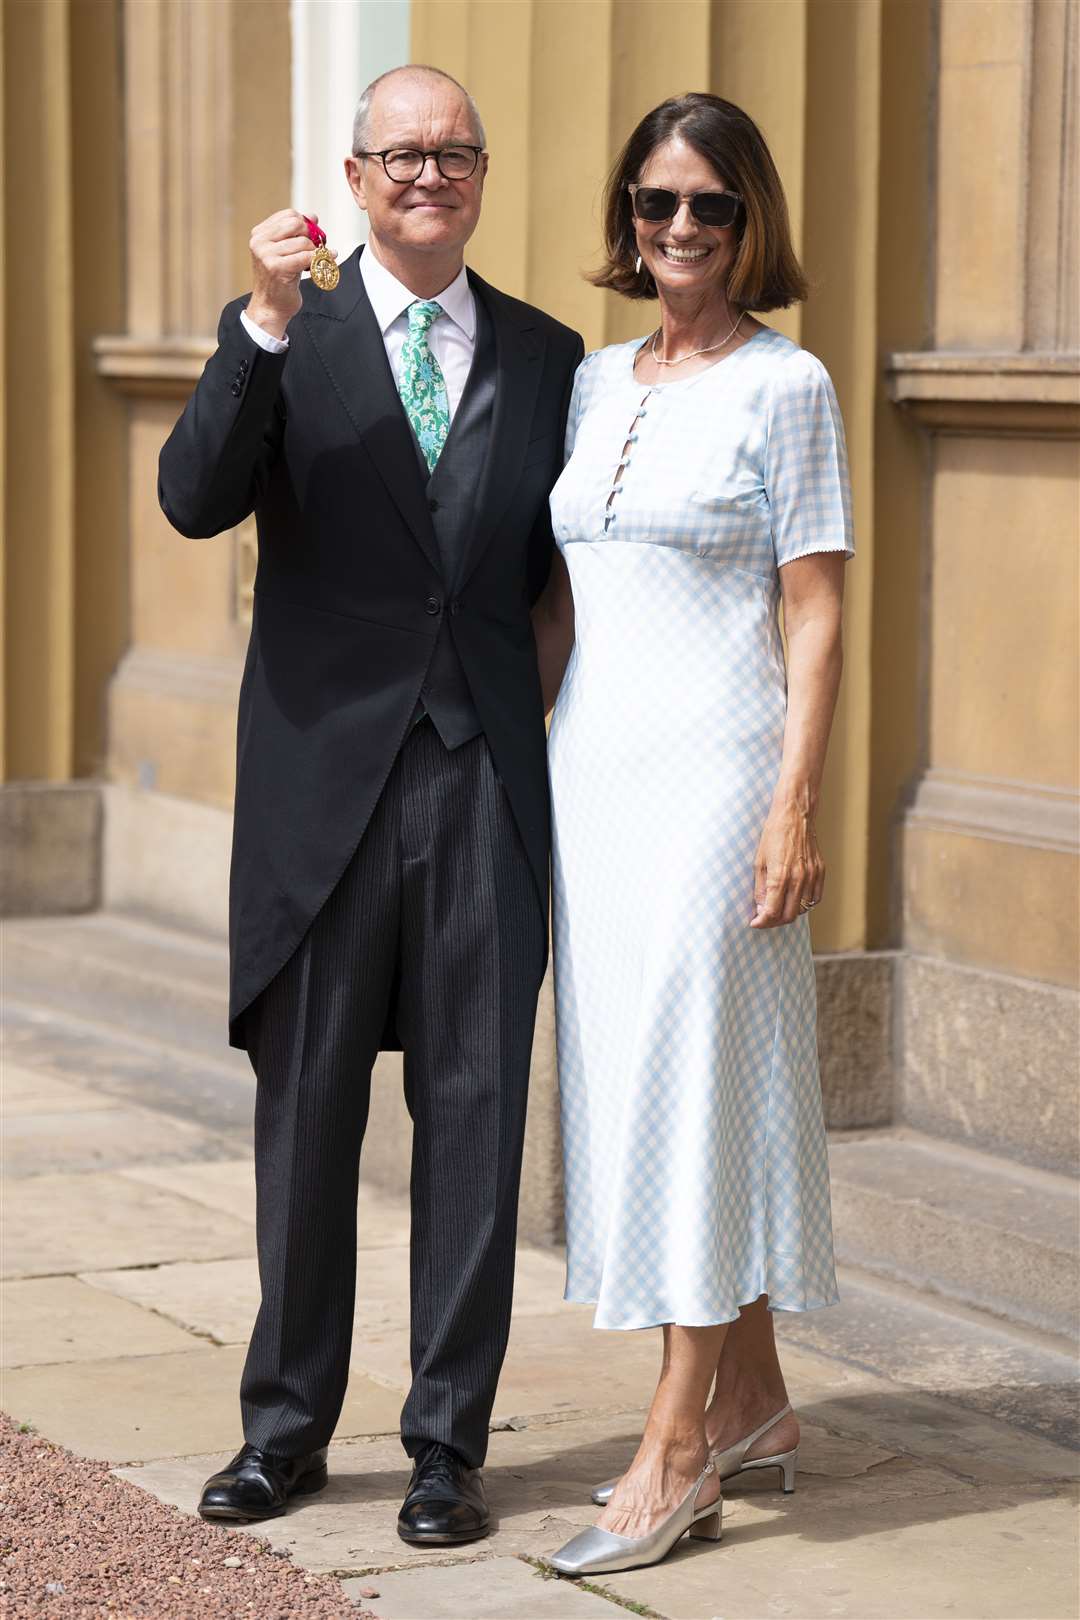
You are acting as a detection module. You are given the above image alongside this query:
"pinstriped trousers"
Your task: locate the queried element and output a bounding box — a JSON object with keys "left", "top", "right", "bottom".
{"left": 238, "top": 719, "right": 546, "bottom": 1468}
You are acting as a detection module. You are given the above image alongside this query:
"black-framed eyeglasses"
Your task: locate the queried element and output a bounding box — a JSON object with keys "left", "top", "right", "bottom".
{"left": 628, "top": 184, "right": 743, "bottom": 228}
{"left": 355, "top": 146, "right": 485, "bottom": 183}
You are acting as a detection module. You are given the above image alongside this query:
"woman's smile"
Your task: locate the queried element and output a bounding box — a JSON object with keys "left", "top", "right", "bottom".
{"left": 655, "top": 243, "right": 712, "bottom": 264}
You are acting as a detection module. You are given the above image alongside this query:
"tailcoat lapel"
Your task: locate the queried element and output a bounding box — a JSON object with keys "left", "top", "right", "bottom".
{"left": 459, "top": 271, "right": 547, "bottom": 590}
{"left": 301, "top": 249, "right": 441, "bottom": 575}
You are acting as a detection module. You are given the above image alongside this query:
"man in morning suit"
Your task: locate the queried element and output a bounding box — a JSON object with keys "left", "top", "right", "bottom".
{"left": 158, "top": 64, "right": 583, "bottom": 1544}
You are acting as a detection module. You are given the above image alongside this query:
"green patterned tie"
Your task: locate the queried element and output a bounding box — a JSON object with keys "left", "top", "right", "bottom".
{"left": 398, "top": 299, "right": 450, "bottom": 473}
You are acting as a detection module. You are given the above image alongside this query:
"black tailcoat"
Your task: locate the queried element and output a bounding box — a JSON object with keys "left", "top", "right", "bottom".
{"left": 159, "top": 249, "right": 583, "bottom": 1047}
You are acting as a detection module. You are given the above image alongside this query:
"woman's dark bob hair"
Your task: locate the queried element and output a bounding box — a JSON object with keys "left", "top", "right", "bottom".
{"left": 591, "top": 92, "right": 808, "bottom": 311}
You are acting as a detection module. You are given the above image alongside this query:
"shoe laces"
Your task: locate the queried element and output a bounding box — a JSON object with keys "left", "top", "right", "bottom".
{"left": 415, "top": 1442, "right": 462, "bottom": 1486}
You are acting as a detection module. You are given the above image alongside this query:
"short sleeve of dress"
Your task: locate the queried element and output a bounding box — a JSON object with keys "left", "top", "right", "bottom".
{"left": 564, "top": 350, "right": 602, "bottom": 465}
{"left": 764, "top": 349, "right": 854, "bottom": 567}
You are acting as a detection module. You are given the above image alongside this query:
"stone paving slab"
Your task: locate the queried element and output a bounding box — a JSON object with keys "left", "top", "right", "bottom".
{"left": 119, "top": 1161, "right": 416, "bottom": 1247}
{"left": 342, "top": 1557, "right": 614, "bottom": 1618}
{"left": 82, "top": 1256, "right": 261, "bottom": 1345}
{"left": 1, "top": 1168, "right": 255, "bottom": 1278}
{"left": 83, "top": 1244, "right": 580, "bottom": 1349}
{"left": 779, "top": 1267, "right": 1080, "bottom": 1451}
{"left": 116, "top": 1417, "right": 644, "bottom": 1574}
{"left": 115, "top": 1409, "right": 951, "bottom": 1582}
{"left": 5, "top": 1345, "right": 404, "bottom": 1464}
{"left": 2, "top": 1103, "right": 222, "bottom": 1177}
{"left": 119, "top": 1160, "right": 259, "bottom": 1225}
{"left": 596, "top": 1482, "right": 1078, "bottom": 1620}
{"left": 1, "top": 1275, "right": 203, "bottom": 1367}
{"left": 354, "top": 1309, "right": 663, "bottom": 1429}
{"left": 797, "top": 1384, "right": 1080, "bottom": 1487}
{"left": 1, "top": 1063, "right": 118, "bottom": 1116}
{"left": 2, "top": 996, "right": 256, "bottom": 1139}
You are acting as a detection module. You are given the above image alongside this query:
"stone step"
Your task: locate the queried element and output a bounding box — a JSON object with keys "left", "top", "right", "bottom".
{"left": 829, "top": 1129, "right": 1080, "bottom": 1340}
{"left": 4, "top": 912, "right": 232, "bottom": 1064}
{"left": 777, "top": 1263, "right": 1078, "bottom": 1456}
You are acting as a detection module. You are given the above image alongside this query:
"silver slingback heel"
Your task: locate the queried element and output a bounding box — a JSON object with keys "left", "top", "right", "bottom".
{"left": 549, "top": 1460, "right": 722, "bottom": 1577}
{"left": 590, "top": 1402, "right": 797, "bottom": 1506}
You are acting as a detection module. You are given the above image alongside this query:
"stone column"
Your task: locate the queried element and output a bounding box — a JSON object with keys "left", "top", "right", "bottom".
{"left": 95, "top": 0, "right": 290, "bottom": 926}
{"left": 887, "top": 0, "right": 1079, "bottom": 1172}
{"left": 2, "top": 0, "right": 75, "bottom": 783}
{"left": 1, "top": 0, "right": 126, "bottom": 913}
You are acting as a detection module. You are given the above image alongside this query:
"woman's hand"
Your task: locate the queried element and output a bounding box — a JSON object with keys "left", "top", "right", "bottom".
{"left": 750, "top": 799, "right": 824, "bottom": 927}
{"left": 750, "top": 551, "right": 845, "bottom": 929}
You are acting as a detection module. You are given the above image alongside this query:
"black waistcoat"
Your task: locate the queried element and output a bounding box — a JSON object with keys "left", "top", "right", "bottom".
{"left": 411, "top": 295, "right": 496, "bottom": 747}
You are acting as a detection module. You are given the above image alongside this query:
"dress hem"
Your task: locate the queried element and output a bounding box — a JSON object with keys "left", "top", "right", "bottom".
{"left": 563, "top": 1285, "right": 841, "bottom": 1334}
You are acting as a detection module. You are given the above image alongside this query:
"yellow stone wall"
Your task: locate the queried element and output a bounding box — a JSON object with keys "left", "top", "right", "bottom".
{"left": 896, "top": 0, "right": 1079, "bottom": 991}
{"left": 3, "top": 0, "right": 1077, "bottom": 1004}
{"left": 98, "top": 0, "right": 291, "bottom": 811}
{"left": 2, "top": 0, "right": 127, "bottom": 782}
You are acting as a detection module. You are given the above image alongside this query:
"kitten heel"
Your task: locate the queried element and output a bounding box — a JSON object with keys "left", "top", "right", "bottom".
{"left": 779, "top": 1449, "right": 797, "bottom": 1494}
{"left": 740, "top": 1443, "right": 798, "bottom": 1495}
{"left": 689, "top": 1505, "right": 723, "bottom": 1542}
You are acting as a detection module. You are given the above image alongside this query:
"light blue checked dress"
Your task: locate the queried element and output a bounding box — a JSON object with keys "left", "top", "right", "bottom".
{"left": 548, "top": 327, "right": 853, "bottom": 1331}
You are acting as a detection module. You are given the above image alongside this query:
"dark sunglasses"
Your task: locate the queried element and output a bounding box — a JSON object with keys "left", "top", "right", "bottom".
{"left": 628, "top": 184, "right": 743, "bottom": 229}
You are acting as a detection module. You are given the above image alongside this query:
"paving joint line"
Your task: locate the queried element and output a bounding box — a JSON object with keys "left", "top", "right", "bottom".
{"left": 520, "top": 1554, "right": 666, "bottom": 1617}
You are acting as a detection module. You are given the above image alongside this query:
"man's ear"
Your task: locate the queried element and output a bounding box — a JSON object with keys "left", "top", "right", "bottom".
{"left": 345, "top": 155, "right": 369, "bottom": 212}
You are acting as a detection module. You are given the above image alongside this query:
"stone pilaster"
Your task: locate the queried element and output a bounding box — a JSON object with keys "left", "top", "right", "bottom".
{"left": 97, "top": 0, "right": 290, "bottom": 828}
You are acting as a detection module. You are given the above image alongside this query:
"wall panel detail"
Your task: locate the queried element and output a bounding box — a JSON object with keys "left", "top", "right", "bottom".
{"left": 97, "top": 0, "right": 291, "bottom": 816}
{"left": 896, "top": 0, "right": 1080, "bottom": 993}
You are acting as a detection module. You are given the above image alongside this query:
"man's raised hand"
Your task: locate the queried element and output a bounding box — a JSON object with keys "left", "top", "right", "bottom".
{"left": 245, "top": 210, "right": 336, "bottom": 338}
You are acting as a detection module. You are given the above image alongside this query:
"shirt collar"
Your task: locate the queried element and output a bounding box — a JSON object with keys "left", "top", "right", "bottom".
{"left": 360, "top": 243, "right": 475, "bottom": 342}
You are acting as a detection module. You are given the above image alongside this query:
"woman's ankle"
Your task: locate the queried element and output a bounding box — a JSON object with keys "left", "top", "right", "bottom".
{"left": 635, "top": 1421, "right": 710, "bottom": 1473}
{"left": 704, "top": 1381, "right": 793, "bottom": 1449}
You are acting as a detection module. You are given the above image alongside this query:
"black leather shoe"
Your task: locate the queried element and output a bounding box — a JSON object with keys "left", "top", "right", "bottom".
{"left": 397, "top": 1442, "right": 490, "bottom": 1545}
{"left": 198, "top": 1443, "right": 328, "bottom": 1522}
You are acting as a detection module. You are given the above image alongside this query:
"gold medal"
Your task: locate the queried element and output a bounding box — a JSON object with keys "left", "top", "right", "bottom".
{"left": 310, "top": 244, "right": 340, "bottom": 292}
{"left": 302, "top": 215, "right": 340, "bottom": 291}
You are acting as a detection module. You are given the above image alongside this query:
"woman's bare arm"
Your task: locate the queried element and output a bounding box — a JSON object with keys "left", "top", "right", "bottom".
{"left": 750, "top": 551, "right": 846, "bottom": 928}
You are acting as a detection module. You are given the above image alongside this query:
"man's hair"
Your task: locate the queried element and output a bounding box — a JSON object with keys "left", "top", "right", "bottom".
{"left": 352, "top": 65, "right": 487, "bottom": 155}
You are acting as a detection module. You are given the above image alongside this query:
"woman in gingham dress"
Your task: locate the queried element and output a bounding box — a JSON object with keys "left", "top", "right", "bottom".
{"left": 533, "top": 95, "right": 854, "bottom": 1576}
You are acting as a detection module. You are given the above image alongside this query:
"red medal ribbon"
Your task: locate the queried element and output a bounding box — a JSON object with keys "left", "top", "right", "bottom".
{"left": 302, "top": 215, "right": 327, "bottom": 248}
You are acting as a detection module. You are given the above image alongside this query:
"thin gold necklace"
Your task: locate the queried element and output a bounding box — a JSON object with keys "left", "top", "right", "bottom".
{"left": 650, "top": 311, "right": 743, "bottom": 366}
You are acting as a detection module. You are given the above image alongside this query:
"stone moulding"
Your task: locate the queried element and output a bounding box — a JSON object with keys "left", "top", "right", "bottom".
{"left": 92, "top": 335, "right": 215, "bottom": 398}
{"left": 110, "top": 646, "right": 245, "bottom": 708}
{"left": 906, "top": 769, "right": 1080, "bottom": 855}
{"left": 886, "top": 351, "right": 1080, "bottom": 436}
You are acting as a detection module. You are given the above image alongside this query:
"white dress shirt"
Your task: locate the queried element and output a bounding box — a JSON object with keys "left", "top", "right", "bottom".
{"left": 239, "top": 245, "right": 477, "bottom": 421}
